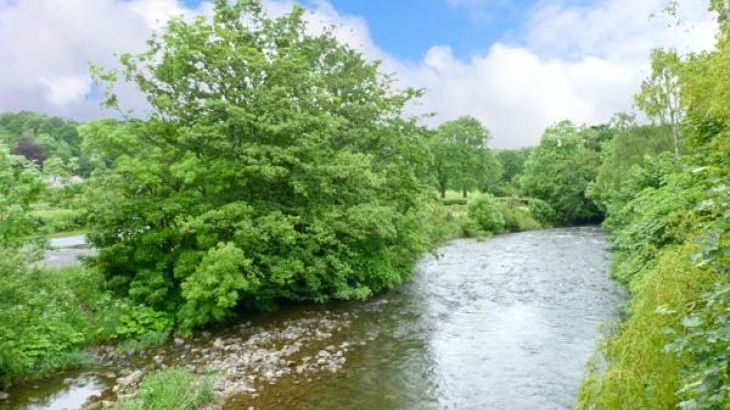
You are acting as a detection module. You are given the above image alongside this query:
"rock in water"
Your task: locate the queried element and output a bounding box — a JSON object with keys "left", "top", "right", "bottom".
{"left": 213, "top": 338, "right": 225, "bottom": 349}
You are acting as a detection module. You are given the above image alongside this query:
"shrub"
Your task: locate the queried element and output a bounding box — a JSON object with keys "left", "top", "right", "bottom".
{"left": 664, "top": 281, "right": 730, "bottom": 410}
{"left": 576, "top": 245, "right": 716, "bottom": 410}
{"left": 458, "top": 216, "right": 485, "bottom": 238}
{"left": 528, "top": 198, "right": 556, "bottom": 226}
{"left": 112, "top": 305, "right": 173, "bottom": 341}
{"left": 0, "top": 267, "right": 94, "bottom": 387}
{"left": 116, "top": 331, "right": 171, "bottom": 355}
{"left": 498, "top": 202, "right": 541, "bottom": 232}
{"left": 467, "top": 195, "right": 505, "bottom": 233}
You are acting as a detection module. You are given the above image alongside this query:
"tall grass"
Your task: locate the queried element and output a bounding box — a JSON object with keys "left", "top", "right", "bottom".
{"left": 576, "top": 245, "right": 715, "bottom": 409}
{"left": 116, "top": 368, "right": 216, "bottom": 410}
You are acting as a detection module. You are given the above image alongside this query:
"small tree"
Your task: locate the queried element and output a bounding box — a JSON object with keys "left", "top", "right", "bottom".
{"left": 635, "top": 49, "right": 683, "bottom": 157}
{"left": 12, "top": 136, "right": 46, "bottom": 166}
{"left": 0, "top": 143, "right": 44, "bottom": 254}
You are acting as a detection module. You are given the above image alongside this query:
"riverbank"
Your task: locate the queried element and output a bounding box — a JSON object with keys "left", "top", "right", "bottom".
{"left": 4, "top": 227, "right": 622, "bottom": 410}
{"left": 0, "top": 197, "right": 555, "bottom": 409}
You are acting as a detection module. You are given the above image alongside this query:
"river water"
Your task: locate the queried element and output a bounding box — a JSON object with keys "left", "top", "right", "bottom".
{"left": 4, "top": 227, "right": 623, "bottom": 410}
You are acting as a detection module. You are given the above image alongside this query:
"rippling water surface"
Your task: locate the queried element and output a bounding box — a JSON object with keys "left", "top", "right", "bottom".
{"left": 237, "top": 226, "right": 623, "bottom": 410}
{"left": 6, "top": 227, "right": 623, "bottom": 410}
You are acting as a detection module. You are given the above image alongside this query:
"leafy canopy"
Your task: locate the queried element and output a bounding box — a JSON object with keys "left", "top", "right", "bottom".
{"left": 429, "top": 116, "right": 501, "bottom": 197}
{"left": 520, "top": 121, "right": 602, "bottom": 224}
{"left": 86, "top": 0, "right": 434, "bottom": 329}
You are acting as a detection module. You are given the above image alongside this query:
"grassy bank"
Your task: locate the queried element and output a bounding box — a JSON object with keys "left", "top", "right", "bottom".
{"left": 575, "top": 152, "right": 729, "bottom": 408}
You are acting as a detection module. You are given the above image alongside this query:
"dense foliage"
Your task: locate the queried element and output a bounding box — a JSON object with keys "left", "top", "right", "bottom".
{"left": 587, "top": 123, "right": 674, "bottom": 212}
{"left": 0, "top": 145, "right": 107, "bottom": 387}
{"left": 0, "top": 111, "right": 91, "bottom": 175}
{"left": 85, "top": 0, "right": 435, "bottom": 330}
{"left": 494, "top": 147, "right": 531, "bottom": 194}
{"left": 467, "top": 194, "right": 505, "bottom": 234}
{"left": 576, "top": 4, "right": 730, "bottom": 408}
{"left": 520, "top": 121, "right": 602, "bottom": 224}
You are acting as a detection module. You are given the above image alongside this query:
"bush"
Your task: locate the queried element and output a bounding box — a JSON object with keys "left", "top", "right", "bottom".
{"left": 116, "top": 331, "right": 171, "bottom": 355}
{"left": 576, "top": 117, "right": 729, "bottom": 410}
{"left": 664, "top": 281, "right": 730, "bottom": 410}
{"left": 0, "top": 264, "right": 173, "bottom": 388}
{"left": 112, "top": 305, "right": 173, "bottom": 341}
{"left": 528, "top": 198, "right": 556, "bottom": 226}
{"left": 467, "top": 195, "right": 505, "bottom": 233}
{"left": 498, "top": 201, "right": 541, "bottom": 232}
{"left": 0, "top": 266, "right": 95, "bottom": 387}
{"left": 116, "top": 368, "right": 216, "bottom": 410}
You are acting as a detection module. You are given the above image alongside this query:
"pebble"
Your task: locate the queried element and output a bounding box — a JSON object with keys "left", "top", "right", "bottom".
{"left": 116, "top": 369, "right": 144, "bottom": 386}
{"left": 0, "top": 392, "right": 8, "bottom": 400}
{"left": 66, "top": 313, "right": 354, "bottom": 409}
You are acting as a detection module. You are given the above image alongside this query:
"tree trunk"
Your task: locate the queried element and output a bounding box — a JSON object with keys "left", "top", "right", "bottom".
{"left": 462, "top": 189, "right": 467, "bottom": 198}
{"left": 440, "top": 187, "right": 446, "bottom": 199}
{"left": 671, "top": 122, "right": 679, "bottom": 158}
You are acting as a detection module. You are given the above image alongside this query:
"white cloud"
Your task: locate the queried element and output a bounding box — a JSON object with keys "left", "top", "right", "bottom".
{"left": 0, "top": 0, "right": 718, "bottom": 147}
{"left": 0, "top": 0, "right": 209, "bottom": 119}
{"left": 401, "top": 0, "right": 716, "bottom": 147}
{"left": 40, "top": 76, "right": 91, "bottom": 106}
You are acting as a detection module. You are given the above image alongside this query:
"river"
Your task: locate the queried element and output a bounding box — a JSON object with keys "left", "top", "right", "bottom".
{"left": 4, "top": 227, "right": 623, "bottom": 410}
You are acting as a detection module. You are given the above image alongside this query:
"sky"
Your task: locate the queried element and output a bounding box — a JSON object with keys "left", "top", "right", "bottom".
{"left": 0, "top": 0, "right": 718, "bottom": 148}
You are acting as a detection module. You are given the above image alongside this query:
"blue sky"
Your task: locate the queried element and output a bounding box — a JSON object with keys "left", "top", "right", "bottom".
{"left": 0, "top": 0, "right": 715, "bottom": 147}
{"left": 299, "top": 0, "right": 530, "bottom": 61}
{"left": 180, "top": 0, "right": 583, "bottom": 61}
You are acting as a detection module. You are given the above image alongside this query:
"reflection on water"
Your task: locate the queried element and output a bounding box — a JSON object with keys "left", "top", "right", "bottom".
{"left": 229, "top": 226, "right": 623, "bottom": 410}
{"left": 1, "top": 373, "right": 105, "bottom": 410}
{"left": 43, "top": 235, "right": 96, "bottom": 269}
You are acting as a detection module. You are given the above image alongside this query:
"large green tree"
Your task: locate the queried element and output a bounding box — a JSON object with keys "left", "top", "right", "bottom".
{"left": 520, "top": 121, "right": 601, "bottom": 224}
{"left": 86, "top": 0, "right": 433, "bottom": 329}
{"left": 430, "top": 116, "right": 500, "bottom": 198}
